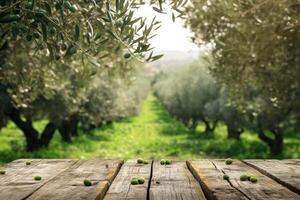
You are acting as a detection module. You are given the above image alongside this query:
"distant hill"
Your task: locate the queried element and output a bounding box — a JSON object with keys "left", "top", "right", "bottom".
{"left": 147, "top": 50, "right": 201, "bottom": 72}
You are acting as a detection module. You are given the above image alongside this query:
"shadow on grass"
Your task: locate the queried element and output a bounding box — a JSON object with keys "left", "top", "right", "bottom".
{"left": 0, "top": 128, "right": 112, "bottom": 165}
{"left": 153, "top": 121, "right": 291, "bottom": 159}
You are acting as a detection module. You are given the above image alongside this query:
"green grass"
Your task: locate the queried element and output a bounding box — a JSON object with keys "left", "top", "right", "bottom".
{"left": 0, "top": 95, "right": 299, "bottom": 165}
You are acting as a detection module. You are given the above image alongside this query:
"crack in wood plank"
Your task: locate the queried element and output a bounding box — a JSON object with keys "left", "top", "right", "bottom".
{"left": 211, "top": 161, "right": 251, "bottom": 200}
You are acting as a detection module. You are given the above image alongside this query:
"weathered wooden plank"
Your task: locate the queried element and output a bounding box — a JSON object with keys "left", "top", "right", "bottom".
{"left": 0, "top": 159, "right": 75, "bottom": 200}
{"left": 104, "top": 160, "right": 152, "bottom": 200}
{"left": 187, "top": 159, "right": 248, "bottom": 200}
{"left": 149, "top": 161, "right": 206, "bottom": 200}
{"left": 243, "top": 159, "right": 300, "bottom": 195}
{"left": 27, "top": 159, "right": 123, "bottom": 200}
{"left": 188, "top": 159, "right": 300, "bottom": 200}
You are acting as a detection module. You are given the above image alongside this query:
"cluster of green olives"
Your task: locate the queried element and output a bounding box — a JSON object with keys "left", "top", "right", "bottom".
{"left": 160, "top": 159, "right": 172, "bottom": 165}
{"left": 240, "top": 174, "right": 258, "bottom": 183}
{"left": 137, "top": 159, "right": 149, "bottom": 164}
{"left": 130, "top": 177, "right": 145, "bottom": 185}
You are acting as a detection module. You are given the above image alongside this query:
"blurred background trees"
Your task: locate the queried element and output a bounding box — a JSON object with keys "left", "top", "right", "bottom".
{"left": 178, "top": 0, "right": 299, "bottom": 155}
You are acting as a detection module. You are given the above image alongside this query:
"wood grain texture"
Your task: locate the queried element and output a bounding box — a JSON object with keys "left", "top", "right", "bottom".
{"left": 0, "top": 159, "right": 75, "bottom": 200}
{"left": 187, "top": 159, "right": 248, "bottom": 200}
{"left": 104, "top": 159, "right": 152, "bottom": 200}
{"left": 27, "top": 159, "right": 123, "bottom": 200}
{"left": 149, "top": 161, "right": 206, "bottom": 200}
{"left": 243, "top": 159, "right": 300, "bottom": 195}
{"left": 188, "top": 159, "right": 300, "bottom": 200}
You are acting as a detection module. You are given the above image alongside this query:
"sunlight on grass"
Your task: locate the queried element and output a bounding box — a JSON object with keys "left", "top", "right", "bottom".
{"left": 0, "top": 95, "right": 299, "bottom": 165}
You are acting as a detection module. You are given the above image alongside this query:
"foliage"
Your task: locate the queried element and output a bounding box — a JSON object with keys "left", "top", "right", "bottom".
{"left": 185, "top": 0, "right": 300, "bottom": 154}
{"left": 186, "top": 0, "right": 300, "bottom": 107}
{"left": 0, "top": 0, "right": 169, "bottom": 61}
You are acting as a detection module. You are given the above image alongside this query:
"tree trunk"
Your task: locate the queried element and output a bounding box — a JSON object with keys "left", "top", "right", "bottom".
{"left": 58, "top": 120, "right": 73, "bottom": 143}
{"left": 58, "top": 115, "right": 79, "bottom": 142}
{"left": 70, "top": 116, "right": 78, "bottom": 136}
{"left": 227, "top": 124, "right": 243, "bottom": 140}
{"left": 39, "top": 122, "right": 57, "bottom": 147}
{"left": 9, "top": 108, "right": 40, "bottom": 151}
{"left": 1, "top": 85, "right": 56, "bottom": 151}
{"left": 270, "top": 127, "right": 283, "bottom": 155}
{"left": 202, "top": 118, "right": 213, "bottom": 134}
{"left": 257, "top": 119, "right": 283, "bottom": 155}
{"left": 211, "top": 120, "right": 218, "bottom": 132}
{"left": 9, "top": 107, "right": 56, "bottom": 151}
{"left": 189, "top": 119, "right": 198, "bottom": 130}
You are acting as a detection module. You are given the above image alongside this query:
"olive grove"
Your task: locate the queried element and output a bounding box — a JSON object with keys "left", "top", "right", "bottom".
{"left": 0, "top": 0, "right": 186, "bottom": 151}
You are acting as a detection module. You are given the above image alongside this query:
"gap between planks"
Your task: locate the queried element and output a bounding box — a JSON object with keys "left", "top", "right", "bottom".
{"left": 146, "top": 160, "right": 154, "bottom": 200}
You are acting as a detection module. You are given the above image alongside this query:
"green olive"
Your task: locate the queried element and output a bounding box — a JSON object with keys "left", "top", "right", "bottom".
{"left": 124, "top": 53, "right": 131, "bottom": 59}
{"left": 130, "top": 178, "right": 139, "bottom": 185}
{"left": 165, "top": 160, "right": 172, "bottom": 165}
{"left": 240, "top": 174, "right": 249, "bottom": 181}
{"left": 137, "top": 177, "right": 145, "bottom": 184}
{"left": 225, "top": 158, "right": 233, "bottom": 165}
{"left": 34, "top": 176, "right": 42, "bottom": 181}
{"left": 249, "top": 176, "right": 258, "bottom": 183}
{"left": 83, "top": 179, "right": 92, "bottom": 186}
{"left": 223, "top": 174, "right": 229, "bottom": 181}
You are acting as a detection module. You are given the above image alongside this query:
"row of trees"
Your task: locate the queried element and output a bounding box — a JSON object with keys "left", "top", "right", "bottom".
{"left": 153, "top": 54, "right": 298, "bottom": 155}
{"left": 185, "top": 0, "right": 300, "bottom": 155}
{"left": 0, "top": 0, "right": 185, "bottom": 151}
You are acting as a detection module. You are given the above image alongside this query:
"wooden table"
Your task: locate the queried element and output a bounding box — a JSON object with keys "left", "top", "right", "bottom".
{"left": 0, "top": 159, "right": 299, "bottom": 200}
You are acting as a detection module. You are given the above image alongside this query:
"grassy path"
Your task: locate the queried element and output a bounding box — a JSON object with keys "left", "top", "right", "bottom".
{"left": 0, "top": 95, "right": 299, "bottom": 164}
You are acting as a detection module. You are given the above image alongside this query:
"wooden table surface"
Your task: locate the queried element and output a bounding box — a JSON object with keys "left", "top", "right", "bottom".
{"left": 0, "top": 159, "right": 299, "bottom": 200}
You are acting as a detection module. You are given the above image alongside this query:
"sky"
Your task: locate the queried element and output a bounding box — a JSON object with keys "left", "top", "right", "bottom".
{"left": 135, "top": 5, "right": 199, "bottom": 52}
